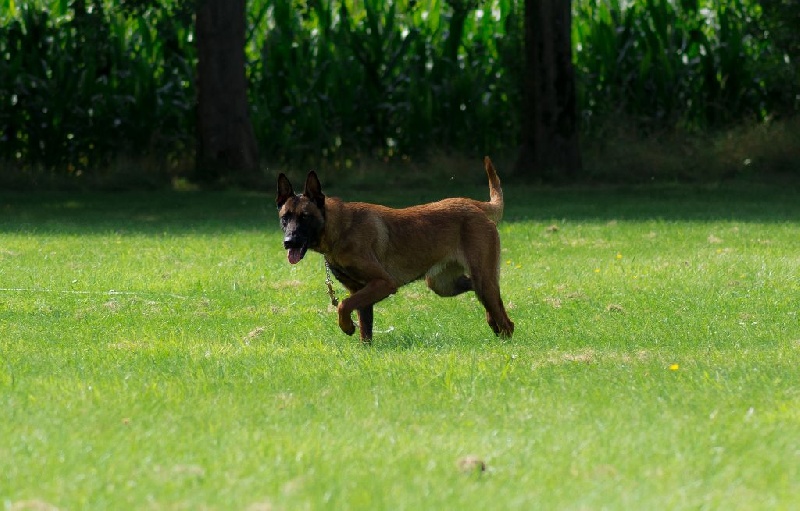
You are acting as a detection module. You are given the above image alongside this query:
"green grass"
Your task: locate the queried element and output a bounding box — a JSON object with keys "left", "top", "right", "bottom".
{"left": 1, "top": 183, "right": 799, "bottom": 509}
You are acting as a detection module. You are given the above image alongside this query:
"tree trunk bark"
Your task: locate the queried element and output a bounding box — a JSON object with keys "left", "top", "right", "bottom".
{"left": 196, "top": 0, "right": 260, "bottom": 186}
{"left": 515, "top": 0, "right": 582, "bottom": 181}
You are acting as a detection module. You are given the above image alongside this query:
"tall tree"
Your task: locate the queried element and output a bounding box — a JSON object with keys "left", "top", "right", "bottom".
{"left": 515, "top": 0, "right": 582, "bottom": 181}
{"left": 196, "top": 0, "right": 260, "bottom": 185}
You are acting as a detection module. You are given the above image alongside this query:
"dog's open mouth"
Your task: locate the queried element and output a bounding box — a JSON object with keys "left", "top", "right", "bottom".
{"left": 287, "top": 245, "right": 308, "bottom": 265}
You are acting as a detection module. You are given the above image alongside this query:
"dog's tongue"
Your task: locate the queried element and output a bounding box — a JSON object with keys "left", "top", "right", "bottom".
{"left": 287, "top": 247, "right": 305, "bottom": 265}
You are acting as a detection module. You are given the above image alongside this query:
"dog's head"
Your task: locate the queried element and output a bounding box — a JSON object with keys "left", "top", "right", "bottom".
{"left": 276, "top": 171, "right": 326, "bottom": 265}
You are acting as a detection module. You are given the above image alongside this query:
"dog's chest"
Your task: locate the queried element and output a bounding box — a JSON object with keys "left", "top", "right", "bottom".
{"left": 327, "top": 261, "right": 367, "bottom": 289}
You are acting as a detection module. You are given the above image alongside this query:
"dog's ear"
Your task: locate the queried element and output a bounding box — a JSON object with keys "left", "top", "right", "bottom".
{"left": 303, "top": 171, "right": 325, "bottom": 210}
{"left": 276, "top": 173, "right": 295, "bottom": 209}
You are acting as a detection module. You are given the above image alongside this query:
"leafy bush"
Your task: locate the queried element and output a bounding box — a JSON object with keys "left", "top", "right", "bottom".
{"left": 246, "top": 0, "right": 522, "bottom": 168}
{"left": 573, "top": 0, "right": 799, "bottom": 133}
{"left": 0, "top": 0, "right": 797, "bottom": 183}
{"left": 0, "top": 0, "right": 194, "bottom": 181}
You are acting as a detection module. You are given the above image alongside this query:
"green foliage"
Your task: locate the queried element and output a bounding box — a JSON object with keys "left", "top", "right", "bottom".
{"left": 247, "top": 0, "right": 521, "bottom": 168}
{"left": 0, "top": 0, "right": 195, "bottom": 177}
{"left": 0, "top": 0, "right": 797, "bottom": 181}
{"left": 1, "top": 187, "right": 799, "bottom": 508}
{"left": 573, "top": 0, "right": 798, "bottom": 132}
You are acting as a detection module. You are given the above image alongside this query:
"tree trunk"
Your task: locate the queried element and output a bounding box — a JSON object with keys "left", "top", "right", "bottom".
{"left": 196, "top": 0, "right": 260, "bottom": 186}
{"left": 515, "top": 0, "right": 581, "bottom": 181}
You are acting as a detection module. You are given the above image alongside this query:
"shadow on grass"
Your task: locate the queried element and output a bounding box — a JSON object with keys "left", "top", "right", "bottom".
{"left": 370, "top": 332, "right": 513, "bottom": 351}
{"left": 0, "top": 191, "right": 275, "bottom": 235}
{"left": 1, "top": 183, "right": 798, "bottom": 235}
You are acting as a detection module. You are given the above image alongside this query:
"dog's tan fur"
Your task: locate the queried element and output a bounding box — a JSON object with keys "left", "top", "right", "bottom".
{"left": 276, "top": 157, "right": 514, "bottom": 342}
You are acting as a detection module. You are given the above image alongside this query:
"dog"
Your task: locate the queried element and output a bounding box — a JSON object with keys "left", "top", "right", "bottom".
{"left": 276, "top": 157, "right": 514, "bottom": 343}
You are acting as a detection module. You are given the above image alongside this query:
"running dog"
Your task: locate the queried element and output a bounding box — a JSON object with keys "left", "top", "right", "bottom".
{"left": 276, "top": 157, "right": 514, "bottom": 343}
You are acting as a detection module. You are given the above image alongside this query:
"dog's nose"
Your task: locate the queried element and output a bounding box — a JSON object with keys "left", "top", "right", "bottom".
{"left": 283, "top": 235, "right": 301, "bottom": 249}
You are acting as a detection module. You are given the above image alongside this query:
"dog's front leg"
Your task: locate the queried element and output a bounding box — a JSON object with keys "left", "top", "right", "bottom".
{"left": 337, "top": 279, "right": 397, "bottom": 340}
{"left": 357, "top": 305, "right": 374, "bottom": 343}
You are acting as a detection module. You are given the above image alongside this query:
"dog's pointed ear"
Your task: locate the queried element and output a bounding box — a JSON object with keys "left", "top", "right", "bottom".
{"left": 276, "top": 173, "right": 295, "bottom": 209}
{"left": 303, "top": 171, "right": 325, "bottom": 210}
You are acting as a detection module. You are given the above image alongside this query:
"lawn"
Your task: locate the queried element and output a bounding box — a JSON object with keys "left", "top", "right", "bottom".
{"left": 1, "top": 182, "right": 799, "bottom": 510}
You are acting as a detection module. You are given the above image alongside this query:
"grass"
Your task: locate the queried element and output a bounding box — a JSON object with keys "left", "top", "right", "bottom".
{"left": 1, "top": 182, "right": 799, "bottom": 510}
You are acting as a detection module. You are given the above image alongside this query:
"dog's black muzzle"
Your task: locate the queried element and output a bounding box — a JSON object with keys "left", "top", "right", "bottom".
{"left": 283, "top": 234, "right": 305, "bottom": 250}
{"left": 283, "top": 233, "right": 309, "bottom": 265}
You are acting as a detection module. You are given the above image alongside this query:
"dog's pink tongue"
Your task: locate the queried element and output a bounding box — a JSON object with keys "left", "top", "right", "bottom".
{"left": 287, "top": 248, "right": 304, "bottom": 265}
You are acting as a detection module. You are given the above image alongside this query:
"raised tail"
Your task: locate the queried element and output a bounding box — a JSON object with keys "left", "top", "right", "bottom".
{"left": 482, "top": 156, "right": 504, "bottom": 223}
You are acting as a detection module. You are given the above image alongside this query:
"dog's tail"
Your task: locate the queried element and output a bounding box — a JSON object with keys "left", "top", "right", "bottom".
{"left": 482, "top": 156, "right": 504, "bottom": 223}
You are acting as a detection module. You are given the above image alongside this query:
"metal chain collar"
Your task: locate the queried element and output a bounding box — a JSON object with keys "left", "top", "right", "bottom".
{"left": 324, "top": 259, "right": 339, "bottom": 307}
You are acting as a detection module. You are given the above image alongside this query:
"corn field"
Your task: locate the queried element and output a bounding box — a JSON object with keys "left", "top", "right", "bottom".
{"left": 1, "top": 0, "right": 797, "bottom": 179}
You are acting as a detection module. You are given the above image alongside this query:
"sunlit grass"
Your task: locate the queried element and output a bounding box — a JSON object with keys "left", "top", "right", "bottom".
{"left": 1, "top": 186, "right": 799, "bottom": 509}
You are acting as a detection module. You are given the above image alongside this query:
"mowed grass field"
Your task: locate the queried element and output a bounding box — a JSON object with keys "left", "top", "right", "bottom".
{"left": 1, "top": 182, "right": 799, "bottom": 510}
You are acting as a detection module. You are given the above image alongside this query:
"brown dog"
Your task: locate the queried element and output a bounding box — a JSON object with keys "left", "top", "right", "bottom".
{"left": 276, "top": 157, "right": 514, "bottom": 343}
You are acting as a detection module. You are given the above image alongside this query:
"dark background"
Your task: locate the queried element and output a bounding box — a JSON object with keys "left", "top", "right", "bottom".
{"left": 1, "top": 0, "right": 798, "bottom": 188}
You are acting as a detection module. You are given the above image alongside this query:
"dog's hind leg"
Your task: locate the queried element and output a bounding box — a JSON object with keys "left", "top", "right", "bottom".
{"left": 426, "top": 262, "right": 472, "bottom": 297}
{"left": 465, "top": 227, "right": 514, "bottom": 338}
{"left": 473, "top": 279, "right": 514, "bottom": 338}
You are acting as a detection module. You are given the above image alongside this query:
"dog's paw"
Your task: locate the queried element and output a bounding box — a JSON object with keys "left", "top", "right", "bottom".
{"left": 337, "top": 306, "right": 356, "bottom": 336}
{"left": 339, "top": 320, "right": 356, "bottom": 336}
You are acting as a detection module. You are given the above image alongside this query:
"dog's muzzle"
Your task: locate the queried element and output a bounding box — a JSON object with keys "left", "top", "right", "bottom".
{"left": 283, "top": 235, "right": 308, "bottom": 265}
